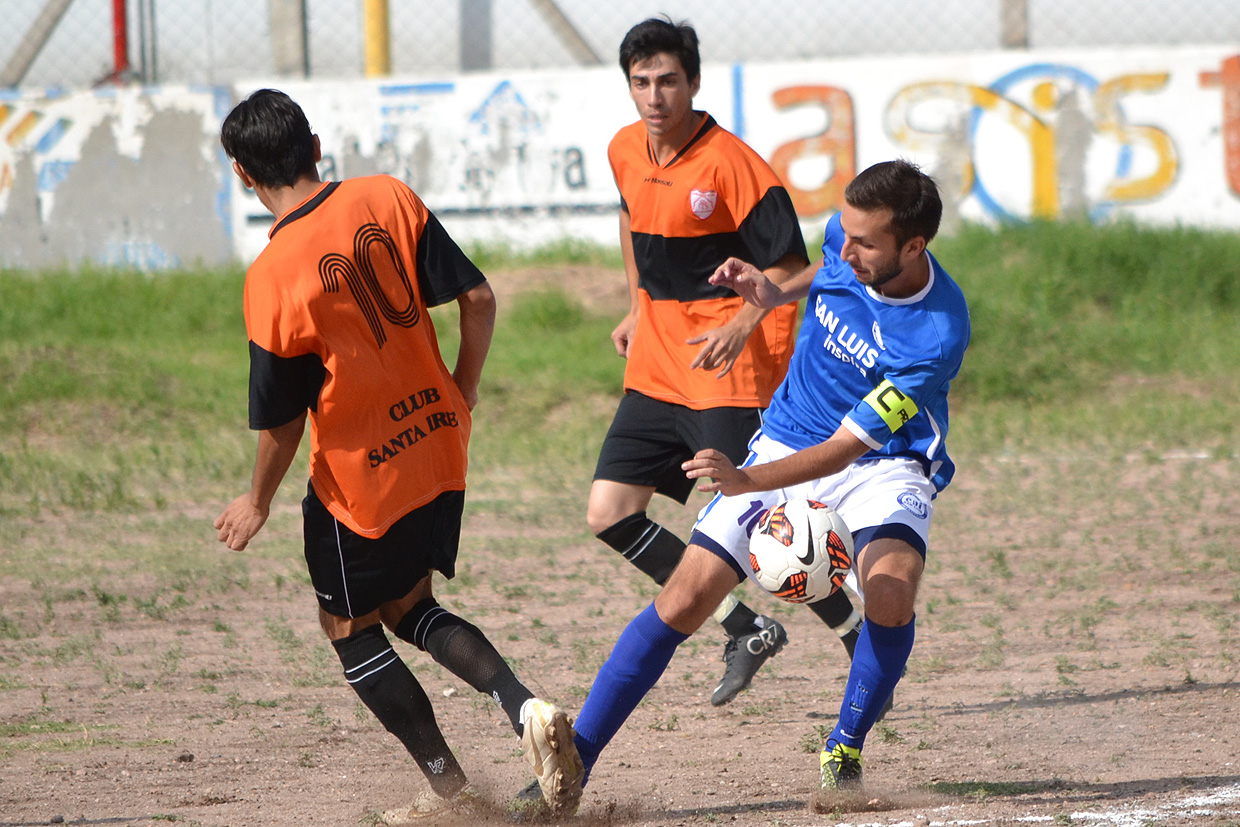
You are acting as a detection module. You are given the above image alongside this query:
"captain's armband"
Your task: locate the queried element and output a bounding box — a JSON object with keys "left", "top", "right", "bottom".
{"left": 863, "top": 380, "right": 919, "bottom": 432}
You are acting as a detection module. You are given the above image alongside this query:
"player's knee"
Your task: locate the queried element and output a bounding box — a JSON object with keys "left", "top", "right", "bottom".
{"left": 392, "top": 598, "right": 450, "bottom": 651}
{"left": 587, "top": 486, "right": 645, "bottom": 535}
{"left": 587, "top": 504, "right": 621, "bottom": 536}
{"left": 860, "top": 575, "right": 918, "bottom": 627}
{"left": 654, "top": 547, "right": 740, "bottom": 634}
{"left": 587, "top": 480, "right": 652, "bottom": 535}
{"left": 652, "top": 581, "right": 705, "bottom": 633}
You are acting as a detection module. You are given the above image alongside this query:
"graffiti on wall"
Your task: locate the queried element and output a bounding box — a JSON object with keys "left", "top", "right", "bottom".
{"left": 763, "top": 60, "right": 1240, "bottom": 222}
{"left": 5, "top": 48, "right": 1238, "bottom": 269}
{"left": 318, "top": 80, "right": 599, "bottom": 214}
{"left": 0, "top": 88, "right": 230, "bottom": 270}
{"left": 1199, "top": 54, "right": 1240, "bottom": 198}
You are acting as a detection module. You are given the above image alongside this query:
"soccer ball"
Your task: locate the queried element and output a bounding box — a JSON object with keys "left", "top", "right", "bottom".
{"left": 748, "top": 499, "right": 853, "bottom": 604}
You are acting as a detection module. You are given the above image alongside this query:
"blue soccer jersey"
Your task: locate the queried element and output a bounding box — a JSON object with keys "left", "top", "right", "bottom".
{"left": 761, "top": 212, "right": 970, "bottom": 493}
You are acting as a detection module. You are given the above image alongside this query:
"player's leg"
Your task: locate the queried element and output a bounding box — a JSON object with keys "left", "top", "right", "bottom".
{"left": 681, "top": 407, "right": 785, "bottom": 703}
{"left": 586, "top": 478, "right": 675, "bottom": 579}
{"left": 322, "top": 604, "right": 469, "bottom": 799}
{"left": 588, "top": 395, "right": 778, "bottom": 704}
{"left": 587, "top": 477, "right": 775, "bottom": 657}
{"left": 374, "top": 489, "right": 582, "bottom": 814}
{"left": 589, "top": 393, "right": 690, "bottom": 585}
{"left": 820, "top": 535, "right": 923, "bottom": 791}
{"left": 302, "top": 483, "right": 470, "bottom": 801}
{"left": 807, "top": 588, "right": 864, "bottom": 656}
{"left": 572, "top": 543, "right": 743, "bottom": 783}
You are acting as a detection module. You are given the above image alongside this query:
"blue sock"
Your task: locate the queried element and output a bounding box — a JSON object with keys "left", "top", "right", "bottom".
{"left": 572, "top": 603, "right": 688, "bottom": 783}
{"left": 829, "top": 615, "right": 915, "bottom": 752}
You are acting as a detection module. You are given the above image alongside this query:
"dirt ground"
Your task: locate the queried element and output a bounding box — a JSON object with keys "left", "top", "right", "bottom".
{"left": 2, "top": 267, "right": 1239, "bottom": 827}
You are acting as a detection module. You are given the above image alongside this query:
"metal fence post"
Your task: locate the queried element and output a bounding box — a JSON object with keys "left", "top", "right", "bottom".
{"left": 271, "top": 0, "right": 310, "bottom": 78}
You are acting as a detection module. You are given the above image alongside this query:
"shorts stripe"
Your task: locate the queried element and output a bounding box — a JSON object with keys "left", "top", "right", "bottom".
{"left": 690, "top": 529, "right": 746, "bottom": 582}
{"left": 333, "top": 518, "right": 353, "bottom": 618}
{"left": 854, "top": 522, "right": 927, "bottom": 559}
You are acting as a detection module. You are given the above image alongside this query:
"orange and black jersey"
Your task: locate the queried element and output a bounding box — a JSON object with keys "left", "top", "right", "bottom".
{"left": 609, "top": 113, "right": 806, "bottom": 410}
{"left": 244, "top": 175, "right": 484, "bottom": 539}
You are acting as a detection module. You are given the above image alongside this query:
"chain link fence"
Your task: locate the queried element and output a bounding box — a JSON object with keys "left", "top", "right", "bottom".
{"left": 4, "top": 0, "right": 1240, "bottom": 89}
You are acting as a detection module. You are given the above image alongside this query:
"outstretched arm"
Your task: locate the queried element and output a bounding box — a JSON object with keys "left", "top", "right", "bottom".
{"left": 452, "top": 281, "right": 497, "bottom": 410}
{"left": 709, "top": 255, "right": 822, "bottom": 310}
{"left": 687, "top": 251, "right": 811, "bottom": 378}
{"left": 682, "top": 425, "right": 870, "bottom": 497}
{"left": 214, "top": 412, "right": 307, "bottom": 551}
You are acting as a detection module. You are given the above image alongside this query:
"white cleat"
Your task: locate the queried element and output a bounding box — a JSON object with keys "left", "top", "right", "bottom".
{"left": 520, "top": 698, "right": 585, "bottom": 815}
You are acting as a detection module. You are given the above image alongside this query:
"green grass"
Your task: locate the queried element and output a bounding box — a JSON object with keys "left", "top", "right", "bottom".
{"left": 932, "top": 220, "right": 1240, "bottom": 453}
{"left": 926, "top": 779, "right": 1064, "bottom": 800}
{"left": 1, "top": 220, "right": 1237, "bottom": 531}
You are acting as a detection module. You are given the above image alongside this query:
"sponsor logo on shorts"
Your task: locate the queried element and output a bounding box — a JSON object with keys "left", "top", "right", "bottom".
{"left": 690, "top": 189, "right": 717, "bottom": 219}
{"left": 315, "top": 590, "right": 334, "bottom": 601}
{"left": 897, "top": 492, "right": 928, "bottom": 519}
{"left": 427, "top": 757, "right": 447, "bottom": 774}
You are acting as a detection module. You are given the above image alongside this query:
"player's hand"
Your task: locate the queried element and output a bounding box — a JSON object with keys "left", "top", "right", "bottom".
{"left": 682, "top": 448, "right": 755, "bottom": 496}
{"left": 687, "top": 320, "right": 749, "bottom": 378}
{"left": 611, "top": 312, "right": 637, "bottom": 357}
{"left": 213, "top": 494, "right": 269, "bottom": 551}
{"left": 710, "top": 257, "right": 782, "bottom": 308}
{"left": 453, "top": 373, "right": 480, "bottom": 411}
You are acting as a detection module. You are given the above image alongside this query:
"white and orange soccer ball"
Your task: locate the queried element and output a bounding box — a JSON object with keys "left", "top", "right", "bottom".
{"left": 748, "top": 498, "right": 853, "bottom": 604}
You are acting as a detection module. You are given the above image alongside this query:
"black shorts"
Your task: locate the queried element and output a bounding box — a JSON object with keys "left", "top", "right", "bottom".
{"left": 302, "top": 481, "right": 464, "bottom": 619}
{"left": 593, "top": 391, "right": 762, "bottom": 504}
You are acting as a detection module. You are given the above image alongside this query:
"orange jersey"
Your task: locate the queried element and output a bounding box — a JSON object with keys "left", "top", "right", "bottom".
{"left": 609, "top": 113, "right": 806, "bottom": 409}
{"left": 244, "top": 176, "right": 485, "bottom": 538}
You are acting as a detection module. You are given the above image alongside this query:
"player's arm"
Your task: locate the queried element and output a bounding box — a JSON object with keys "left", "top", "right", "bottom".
{"left": 452, "top": 280, "right": 496, "bottom": 411}
{"left": 682, "top": 424, "right": 869, "bottom": 496}
{"left": 710, "top": 255, "right": 822, "bottom": 309}
{"left": 214, "top": 412, "right": 307, "bottom": 551}
{"left": 611, "top": 208, "right": 640, "bottom": 358}
{"left": 688, "top": 251, "right": 812, "bottom": 378}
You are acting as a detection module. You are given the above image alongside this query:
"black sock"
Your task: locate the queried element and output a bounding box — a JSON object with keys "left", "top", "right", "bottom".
{"left": 596, "top": 511, "right": 685, "bottom": 585}
{"left": 717, "top": 600, "right": 762, "bottom": 638}
{"left": 808, "top": 589, "right": 863, "bottom": 658}
{"left": 332, "top": 625, "right": 467, "bottom": 797}
{"left": 394, "top": 599, "right": 533, "bottom": 736}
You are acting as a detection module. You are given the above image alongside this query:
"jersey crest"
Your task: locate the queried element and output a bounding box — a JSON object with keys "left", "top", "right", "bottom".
{"left": 689, "top": 188, "right": 717, "bottom": 219}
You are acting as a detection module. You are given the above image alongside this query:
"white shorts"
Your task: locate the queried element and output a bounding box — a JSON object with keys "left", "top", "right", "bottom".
{"left": 690, "top": 432, "right": 935, "bottom": 592}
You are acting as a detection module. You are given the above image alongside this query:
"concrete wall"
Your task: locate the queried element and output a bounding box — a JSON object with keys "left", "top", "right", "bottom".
{"left": 1, "top": 45, "right": 1237, "bottom": 270}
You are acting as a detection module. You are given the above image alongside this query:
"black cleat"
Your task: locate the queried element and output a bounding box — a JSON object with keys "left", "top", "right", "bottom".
{"left": 710, "top": 618, "right": 787, "bottom": 706}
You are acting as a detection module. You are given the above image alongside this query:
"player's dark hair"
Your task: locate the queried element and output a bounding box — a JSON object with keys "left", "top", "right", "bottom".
{"left": 845, "top": 160, "right": 943, "bottom": 246}
{"left": 619, "top": 16, "right": 700, "bottom": 83}
{"left": 220, "top": 89, "right": 318, "bottom": 189}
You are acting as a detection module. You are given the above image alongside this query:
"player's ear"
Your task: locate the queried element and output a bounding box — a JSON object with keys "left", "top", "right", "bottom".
{"left": 312, "top": 134, "right": 322, "bottom": 163}
{"left": 232, "top": 160, "right": 254, "bottom": 189}
{"left": 689, "top": 73, "right": 701, "bottom": 98}
{"left": 901, "top": 235, "right": 926, "bottom": 260}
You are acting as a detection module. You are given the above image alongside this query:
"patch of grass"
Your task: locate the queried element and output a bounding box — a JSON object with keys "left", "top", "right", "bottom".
{"left": 462, "top": 238, "right": 624, "bottom": 272}
{"left": 799, "top": 724, "right": 831, "bottom": 753}
{"left": 926, "top": 779, "right": 1063, "bottom": 800}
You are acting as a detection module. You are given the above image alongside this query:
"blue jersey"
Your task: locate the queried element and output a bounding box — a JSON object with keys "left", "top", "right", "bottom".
{"left": 761, "top": 213, "right": 970, "bottom": 493}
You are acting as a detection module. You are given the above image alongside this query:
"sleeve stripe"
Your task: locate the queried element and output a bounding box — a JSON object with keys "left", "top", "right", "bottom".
{"left": 843, "top": 416, "right": 883, "bottom": 450}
